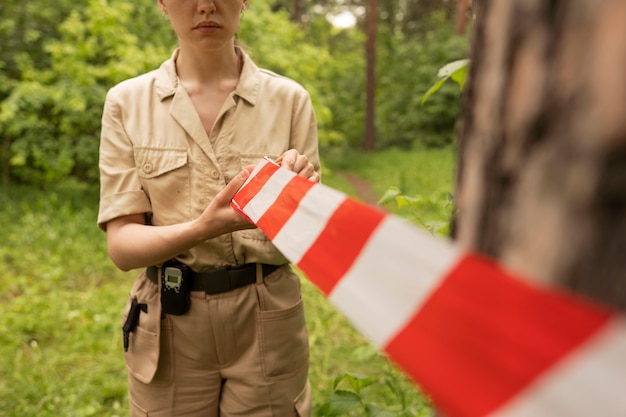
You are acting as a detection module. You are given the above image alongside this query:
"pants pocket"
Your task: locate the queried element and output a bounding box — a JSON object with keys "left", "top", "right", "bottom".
{"left": 122, "top": 272, "right": 164, "bottom": 384}
{"left": 294, "top": 380, "right": 312, "bottom": 417}
{"left": 257, "top": 297, "right": 309, "bottom": 379}
{"left": 129, "top": 396, "right": 149, "bottom": 417}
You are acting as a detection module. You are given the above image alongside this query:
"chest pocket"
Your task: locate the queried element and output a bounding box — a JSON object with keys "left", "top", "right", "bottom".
{"left": 134, "top": 147, "right": 190, "bottom": 222}
{"left": 135, "top": 147, "right": 188, "bottom": 179}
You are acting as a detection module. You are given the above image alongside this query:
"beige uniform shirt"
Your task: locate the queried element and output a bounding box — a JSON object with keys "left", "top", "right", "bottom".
{"left": 98, "top": 49, "right": 320, "bottom": 270}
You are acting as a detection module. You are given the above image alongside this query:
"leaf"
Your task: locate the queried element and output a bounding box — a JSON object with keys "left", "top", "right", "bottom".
{"left": 420, "top": 77, "right": 447, "bottom": 106}
{"left": 317, "top": 390, "right": 362, "bottom": 416}
{"left": 437, "top": 59, "right": 470, "bottom": 82}
{"left": 333, "top": 371, "right": 375, "bottom": 393}
{"left": 450, "top": 63, "right": 468, "bottom": 89}
{"left": 365, "top": 404, "right": 397, "bottom": 417}
{"left": 422, "top": 59, "right": 470, "bottom": 105}
{"left": 426, "top": 221, "right": 450, "bottom": 237}
{"left": 377, "top": 186, "right": 401, "bottom": 205}
{"left": 395, "top": 195, "right": 420, "bottom": 209}
{"left": 345, "top": 372, "right": 376, "bottom": 392}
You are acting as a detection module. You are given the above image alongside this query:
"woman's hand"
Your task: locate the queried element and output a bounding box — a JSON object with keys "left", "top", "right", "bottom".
{"left": 106, "top": 168, "right": 255, "bottom": 271}
{"left": 276, "top": 149, "right": 320, "bottom": 183}
{"left": 194, "top": 168, "right": 257, "bottom": 238}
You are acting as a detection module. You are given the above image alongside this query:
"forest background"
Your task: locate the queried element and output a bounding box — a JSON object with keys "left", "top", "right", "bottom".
{"left": 0, "top": 0, "right": 467, "bottom": 184}
{"left": 0, "top": 0, "right": 468, "bottom": 416}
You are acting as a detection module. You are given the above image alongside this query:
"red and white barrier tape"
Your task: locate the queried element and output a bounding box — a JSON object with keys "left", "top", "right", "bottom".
{"left": 231, "top": 158, "right": 626, "bottom": 417}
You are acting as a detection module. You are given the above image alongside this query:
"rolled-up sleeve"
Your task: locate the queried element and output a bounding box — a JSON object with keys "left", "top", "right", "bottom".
{"left": 97, "top": 89, "right": 151, "bottom": 231}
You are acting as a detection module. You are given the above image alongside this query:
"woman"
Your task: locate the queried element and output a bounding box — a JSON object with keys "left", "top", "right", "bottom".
{"left": 97, "top": 0, "right": 320, "bottom": 415}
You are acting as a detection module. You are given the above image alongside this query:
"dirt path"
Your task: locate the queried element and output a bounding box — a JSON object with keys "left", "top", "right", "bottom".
{"left": 340, "top": 172, "right": 380, "bottom": 206}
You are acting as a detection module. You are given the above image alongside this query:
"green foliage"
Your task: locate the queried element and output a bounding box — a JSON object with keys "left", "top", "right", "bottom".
{"left": 0, "top": 0, "right": 172, "bottom": 185}
{"left": 0, "top": 182, "right": 132, "bottom": 416}
{"left": 422, "top": 59, "right": 469, "bottom": 105}
{"left": 316, "top": 26, "right": 368, "bottom": 148}
{"left": 316, "top": 364, "right": 433, "bottom": 417}
{"left": 378, "top": 186, "right": 454, "bottom": 236}
{"left": 0, "top": 0, "right": 76, "bottom": 81}
{"left": 375, "top": 57, "right": 466, "bottom": 235}
{"left": 375, "top": 12, "right": 469, "bottom": 149}
{"left": 323, "top": 146, "right": 456, "bottom": 229}
{"left": 318, "top": 372, "right": 383, "bottom": 417}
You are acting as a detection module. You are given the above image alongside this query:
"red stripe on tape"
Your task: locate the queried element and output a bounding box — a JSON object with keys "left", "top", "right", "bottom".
{"left": 233, "top": 160, "right": 280, "bottom": 210}
{"left": 299, "top": 199, "right": 386, "bottom": 295}
{"left": 385, "top": 254, "right": 613, "bottom": 417}
{"left": 256, "top": 176, "right": 315, "bottom": 240}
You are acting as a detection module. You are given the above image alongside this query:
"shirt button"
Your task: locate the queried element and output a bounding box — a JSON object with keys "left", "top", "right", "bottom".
{"left": 143, "top": 163, "right": 153, "bottom": 174}
{"left": 210, "top": 170, "right": 220, "bottom": 179}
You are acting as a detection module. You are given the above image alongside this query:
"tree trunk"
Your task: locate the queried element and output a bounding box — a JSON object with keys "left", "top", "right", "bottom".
{"left": 456, "top": 0, "right": 626, "bottom": 310}
{"left": 291, "top": 0, "right": 302, "bottom": 23}
{"left": 1, "top": 135, "right": 9, "bottom": 184}
{"left": 364, "top": 0, "right": 377, "bottom": 152}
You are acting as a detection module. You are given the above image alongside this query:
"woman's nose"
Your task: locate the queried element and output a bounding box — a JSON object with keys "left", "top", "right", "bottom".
{"left": 198, "top": 0, "right": 216, "bottom": 15}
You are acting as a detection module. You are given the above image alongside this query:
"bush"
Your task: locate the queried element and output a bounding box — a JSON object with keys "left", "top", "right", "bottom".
{"left": 0, "top": 0, "right": 173, "bottom": 185}
{"left": 375, "top": 12, "right": 469, "bottom": 149}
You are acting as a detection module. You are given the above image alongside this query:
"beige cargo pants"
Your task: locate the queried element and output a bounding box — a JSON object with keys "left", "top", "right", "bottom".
{"left": 122, "top": 264, "right": 311, "bottom": 416}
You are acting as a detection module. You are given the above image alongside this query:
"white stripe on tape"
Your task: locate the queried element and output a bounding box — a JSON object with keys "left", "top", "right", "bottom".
{"left": 329, "top": 216, "right": 462, "bottom": 348}
{"left": 244, "top": 167, "right": 295, "bottom": 223}
{"left": 273, "top": 185, "right": 346, "bottom": 263}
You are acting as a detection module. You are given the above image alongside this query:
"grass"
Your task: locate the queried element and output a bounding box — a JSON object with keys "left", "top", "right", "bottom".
{"left": 0, "top": 182, "right": 132, "bottom": 416}
{"left": 0, "top": 146, "right": 455, "bottom": 417}
{"left": 323, "top": 146, "right": 457, "bottom": 234}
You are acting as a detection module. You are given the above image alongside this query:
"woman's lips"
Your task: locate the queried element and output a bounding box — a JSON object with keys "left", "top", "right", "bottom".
{"left": 194, "top": 21, "right": 221, "bottom": 32}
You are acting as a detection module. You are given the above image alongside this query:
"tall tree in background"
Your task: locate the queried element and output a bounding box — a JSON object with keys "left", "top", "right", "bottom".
{"left": 265, "top": 0, "right": 463, "bottom": 150}
{"left": 375, "top": 0, "right": 455, "bottom": 37}
{"left": 292, "top": 0, "right": 303, "bottom": 22}
{"left": 456, "top": 0, "right": 626, "bottom": 310}
{"left": 364, "top": 0, "right": 377, "bottom": 151}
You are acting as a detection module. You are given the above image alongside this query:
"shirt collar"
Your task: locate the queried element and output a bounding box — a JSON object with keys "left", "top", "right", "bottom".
{"left": 154, "top": 49, "right": 179, "bottom": 101}
{"left": 154, "top": 47, "right": 260, "bottom": 106}
{"left": 233, "top": 48, "right": 259, "bottom": 105}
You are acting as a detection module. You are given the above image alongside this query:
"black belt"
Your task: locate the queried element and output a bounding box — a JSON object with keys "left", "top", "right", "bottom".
{"left": 146, "top": 262, "right": 282, "bottom": 295}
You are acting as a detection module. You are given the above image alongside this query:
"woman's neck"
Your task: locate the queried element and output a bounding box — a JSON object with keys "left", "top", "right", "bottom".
{"left": 175, "top": 43, "right": 241, "bottom": 90}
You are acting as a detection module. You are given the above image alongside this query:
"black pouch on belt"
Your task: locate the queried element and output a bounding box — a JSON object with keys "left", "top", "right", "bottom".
{"left": 123, "top": 297, "right": 147, "bottom": 352}
{"left": 160, "top": 261, "right": 191, "bottom": 316}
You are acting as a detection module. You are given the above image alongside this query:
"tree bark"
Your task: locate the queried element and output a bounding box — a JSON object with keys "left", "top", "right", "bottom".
{"left": 455, "top": 0, "right": 470, "bottom": 35}
{"left": 456, "top": 0, "right": 626, "bottom": 310}
{"left": 291, "top": 0, "right": 302, "bottom": 23}
{"left": 1, "top": 135, "right": 9, "bottom": 184}
{"left": 364, "top": 0, "right": 377, "bottom": 151}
